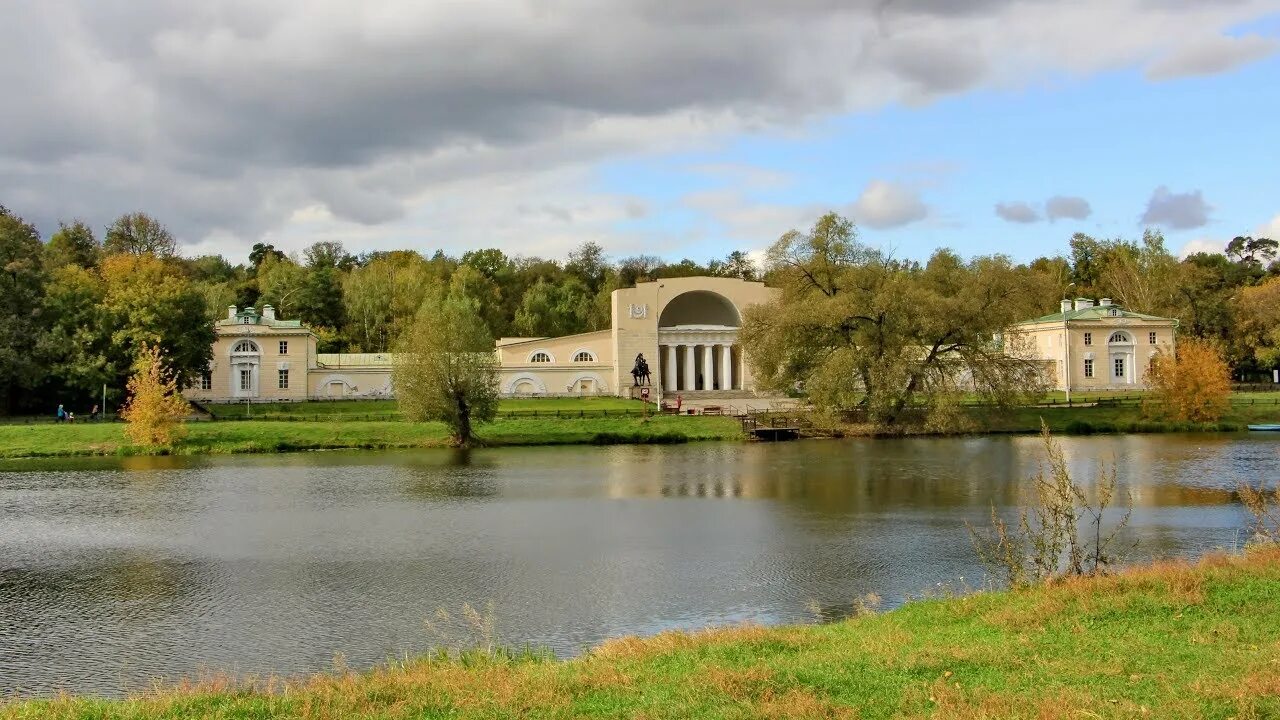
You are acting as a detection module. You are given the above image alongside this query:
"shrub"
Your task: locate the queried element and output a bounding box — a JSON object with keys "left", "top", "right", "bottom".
{"left": 1239, "top": 482, "right": 1279, "bottom": 544}
{"left": 969, "top": 422, "right": 1132, "bottom": 587}
{"left": 120, "top": 345, "right": 191, "bottom": 447}
{"left": 1144, "top": 338, "right": 1231, "bottom": 423}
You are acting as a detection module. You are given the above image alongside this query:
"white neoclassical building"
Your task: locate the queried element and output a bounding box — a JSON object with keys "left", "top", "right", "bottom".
{"left": 1010, "top": 297, "right": 1178, "bottom": 391}
{"left": 185, "top": 276, "right": 778, "bottom": 403}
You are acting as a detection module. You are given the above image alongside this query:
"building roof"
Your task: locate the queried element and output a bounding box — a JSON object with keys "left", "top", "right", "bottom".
{"left": 317, "top": 353, "right": 394, "bottom": 368}
{"left": 215, "top": 306, "right": 306, "bottom": 329}
{"left": 1017, "top": 306, "right": 1176, "bottom": 325}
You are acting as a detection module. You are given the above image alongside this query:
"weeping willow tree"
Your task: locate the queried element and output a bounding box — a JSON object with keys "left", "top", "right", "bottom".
{"left": 741, "top": 212, "right": 1048, "bottom": 428}
{"left": 392, "top": 292, "right": 499, "bottom": 446}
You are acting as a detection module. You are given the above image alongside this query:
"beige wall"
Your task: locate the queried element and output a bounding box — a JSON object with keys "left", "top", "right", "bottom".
{"left": 611, "top": 277, "right": 777, "bottom": 395}
{"left": 185, "top": 326, "right": 317, "bottom": 403}
{"left": 496, "top": 330, "right": 614, "bottom": 395}
{"left": 1015, "top": 320, "right": 1176, "bottom": 391}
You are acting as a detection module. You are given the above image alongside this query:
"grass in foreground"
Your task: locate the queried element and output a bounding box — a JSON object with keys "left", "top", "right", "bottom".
{"left": 7, "top": 546, "right": 1279, "bottom": 719}
{"left": 0, "top": 415, "right": 743, "bottom": 459}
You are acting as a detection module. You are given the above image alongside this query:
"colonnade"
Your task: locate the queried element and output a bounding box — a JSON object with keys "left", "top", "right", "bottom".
{"left": 660, "top": 343, "right": 738, "bottom": 392}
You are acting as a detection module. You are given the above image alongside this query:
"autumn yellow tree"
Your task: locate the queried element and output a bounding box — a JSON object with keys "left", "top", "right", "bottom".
{"left": 1144, "top": 338, "right": 1231, "bottom": 422}
{"left": 120, "top": 345, "right": 192, "bottom": 446}
{"left": 1235, "top": 276, "right": 1280, "bottom": 371}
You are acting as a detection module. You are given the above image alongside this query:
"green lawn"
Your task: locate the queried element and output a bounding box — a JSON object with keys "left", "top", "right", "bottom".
{"left": 0, "top": 415, "right": 743, "bottom": 459}
{"left": 7, "top": 546, "right": 1278, "bottom": 719}
{"left": 969, "top": 402, "right": 1280, "bottom": 434}
{"left": 201, "top": 396, "right": 647, "bottom": 420}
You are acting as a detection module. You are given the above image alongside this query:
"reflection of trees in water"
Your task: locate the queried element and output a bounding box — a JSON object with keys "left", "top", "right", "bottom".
{"left": 607, "top": 439, "right": 1028, "bottom": 514}
{"left": 397, "top": 449, "right": 501, "bottom": 499}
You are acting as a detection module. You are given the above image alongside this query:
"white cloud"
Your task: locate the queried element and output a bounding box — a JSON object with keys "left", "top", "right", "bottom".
{"left": 1257, "top": 213, "right": 1280, "bottom": 240}
{"left": 1141, "top": 186, "right": 1212, "bottom": 230}
{"left": 850, "top": 180, "right": 928, "bottom": 229}
{"left": 1, "top": 0, "right": 1276, "bottom": 257}
{"left": 1176, "top": 237, "right": 1223, "bottom": 258}
{"left": 1146, "top": 34, "right": 1278, "bottom": 81}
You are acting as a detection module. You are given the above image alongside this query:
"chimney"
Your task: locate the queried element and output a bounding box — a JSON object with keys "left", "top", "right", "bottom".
{"left": 1074, "top": 297, "right": 1093, "bottom": 311}
{"left": 227, "top": 305, "right": 237, "bottom": 320}
{"left": 1099, "top": 298, "right": 1112, "bottom": 306}
{"left": 262, "top": 305, "right": 276, "bottom": 321}
{"left": 1060, "top": 299, "right": 1072, "bottom": 313}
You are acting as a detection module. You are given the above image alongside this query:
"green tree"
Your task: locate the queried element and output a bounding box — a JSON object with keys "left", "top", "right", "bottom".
{"left": 741, "top": 212, "right": 1046, "bottom": 427}
{"left": 708, "top": 250, "right": 759, "bottom": 281}
{"left": 512, "top": 277, "right": 592, "bottom": 338}
{"left": 101, "top": 254, "right": 213, "bottom": 392}
{"left": 256, "top": 253, "right": 308, "bottom": 318}
{"left": 103, "top": 212, "right": 178, "bottom": 257}
{"left": 45, "top": 220, "right": 101, "bottom": 269}
{"left": 392, "top": 292, "right": 499, "bottom": 447}
{"left": 1235, "top": 277, "right": 1280, "bottom": 371}
{"left": 37, "top": 264, "right": 114, "bottom": 407}
{"left": 566, "top": 241, "right": 609, "bottom": 293}
{"left": 343, "top": 251, "right": 437, "bottom": 352}
{"left": 0, "top": 206, "right": 46, "bottom": 414}
{"left": 249, "top": 242, "right": 285, "bottom": 268}
{"left": 448, "top": 264, "right": 508, "bottom": 337}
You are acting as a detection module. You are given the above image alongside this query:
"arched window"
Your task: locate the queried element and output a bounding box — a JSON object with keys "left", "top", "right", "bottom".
{"left": 1108, "top": 332, "right": 1131, "bottom": 344}
{"left": 572, "top": 351, "right": 595, "bottom": 363}
{"left": 232, "top": 340, "right": 260, "bottom": 354}
{"left": 529, "top": 352, "right": 552, "bottom": 363}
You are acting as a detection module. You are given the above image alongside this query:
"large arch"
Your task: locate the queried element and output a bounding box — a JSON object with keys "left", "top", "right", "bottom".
{"left": 505, "top": 372, "right": 547, "bottom": 394}
{"left": 565, "top": 372, "right": 608, "bottom": 394}
{"left": 658, "top": 290, "right": 741, "bottom": 328}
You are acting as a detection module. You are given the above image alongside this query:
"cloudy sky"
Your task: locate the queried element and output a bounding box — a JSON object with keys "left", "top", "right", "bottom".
{"left": 3, "top": 0, "right": 1279, "bottom": 264}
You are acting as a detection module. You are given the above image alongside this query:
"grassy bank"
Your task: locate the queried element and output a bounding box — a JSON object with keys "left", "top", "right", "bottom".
{"left": 971, "top": 403, "right": 1280, "bottom": 435}
{"left": 7, "top": 546, "right": 1279, "bottom": 719}
{"left": 0, "top": 415, "right": 743, "bottom": 459}
{"left": 201, "top": 396, "right": 646, "bottom": 420}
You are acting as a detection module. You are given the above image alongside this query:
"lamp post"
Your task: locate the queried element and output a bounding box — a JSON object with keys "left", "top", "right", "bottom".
{"left": 1063, "top": 282, "right": 1075, "bottom": 405}
{"left": 655, "top": 283, "right": 665, "bottom": 410}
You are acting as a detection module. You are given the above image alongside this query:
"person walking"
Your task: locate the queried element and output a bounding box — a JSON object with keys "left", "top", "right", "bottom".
{"left": 56, "top": 404, "right": 66, "bottom": 423}
{"left": 89, "top": 404, "right": 100, "bottom": 421}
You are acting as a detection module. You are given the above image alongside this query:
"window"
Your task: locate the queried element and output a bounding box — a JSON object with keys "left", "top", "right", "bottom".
{"left": 1108, "top": 332, "right": 1129, "bottom": 344}
{"left": 278, "top": 369, "right": 289, "bottom": 389}
{"left": 200, "top": 373, "right": 212, "bottom": 391}
{"left": 530, "top": 352, "right": 552, "bottom": 363}
{"left": 1083, "top": 359, "right": 1094, "bottom": 378}
{"left": 242, "top": 316, "right": 251, "bottom": 325}
{"left": 1114, "top": 358, "right": 1125, "bottom": 379}
{"left": 1083, "top": 332, "right": 1092, "bottom": 346}
{"left": 1148, "top": 332, "right": 1157, "bottom": 345}
{"left": 279, "top": 341, "right": 289, "bottom": 354}
{"left": 1108, "top": 308, "right": 1119, "bottom": 317}
{"left": 233, "top": 340, "right": 258, "bottom": 354}
{"left": 239, "top": 369, "right": 252, "bottom": 391}
{"left": 572, "top": 351, "right": 595, "bottom": 362}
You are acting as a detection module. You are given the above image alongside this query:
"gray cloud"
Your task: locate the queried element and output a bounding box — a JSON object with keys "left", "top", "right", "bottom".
{"left": 995, "top": 201, "right": 1041, "bottom": 223}
{"left": 1146, "top": 34, "right": 1278, "bottom": 81}
{"left": 1045, "top": 195, "right": 1092, "bottom": 221}
{"left": 0, "top": 0, "right": 1273, "bottom": 255}
{"left": 1141, "top": 186, "right": 1212, "bottom": 230}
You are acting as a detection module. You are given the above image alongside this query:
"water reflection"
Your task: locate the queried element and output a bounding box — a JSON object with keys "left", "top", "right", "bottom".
{"left": 0, "top": 433, "right": 1276, "bottom": 698}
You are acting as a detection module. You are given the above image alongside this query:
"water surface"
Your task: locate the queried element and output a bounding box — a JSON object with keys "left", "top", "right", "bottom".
{"left": 1, "top": 433, "right": 1276, "bottom": 697}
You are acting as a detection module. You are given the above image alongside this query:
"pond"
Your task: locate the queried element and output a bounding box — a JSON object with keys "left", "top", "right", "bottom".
{"left": 1, "top": 433, "right": 1277, "bottom": 697}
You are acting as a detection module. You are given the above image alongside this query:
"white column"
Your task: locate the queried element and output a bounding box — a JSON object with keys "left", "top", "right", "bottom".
{"left": 702, "top": 343, "right": 714, "bottom": 391}
{"left": 682, "top": 345, "right": 696, "bottom": 391}
{"left": 664, "top": 344, "right": 677, "bottom": 392}
{"left": 721, "top": 343, "right": 733, "bottom": 391}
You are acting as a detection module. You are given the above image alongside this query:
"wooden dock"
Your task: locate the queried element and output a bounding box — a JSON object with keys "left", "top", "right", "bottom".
{"left": 739, "top": 414, "right": 802, "bottom": 441}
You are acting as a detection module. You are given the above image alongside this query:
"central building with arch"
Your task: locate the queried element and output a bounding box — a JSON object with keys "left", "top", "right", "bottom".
{"left": 495, "top": 276, "right": 777, "bottom": 398}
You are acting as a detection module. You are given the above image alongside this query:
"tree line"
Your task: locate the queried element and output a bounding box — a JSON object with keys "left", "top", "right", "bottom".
{"left": 1, "top": 203, "right": 1275, "bottom": 416}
